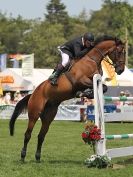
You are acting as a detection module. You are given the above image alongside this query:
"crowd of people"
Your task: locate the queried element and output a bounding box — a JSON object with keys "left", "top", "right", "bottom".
{"left": 77, "top": 89, "right": 133, "bottom": 122}
{"left": 114, "top": 90, "right": 133, "bottom": 106}
{"left": 0, "top": 91, "right": 27, "bottom": 105}
{"left": 0, "top": 88, "right": 132, "bottom": 123}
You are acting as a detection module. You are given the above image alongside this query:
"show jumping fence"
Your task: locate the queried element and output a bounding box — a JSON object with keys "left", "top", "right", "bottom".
{"left": 104, "top": 96, "right": 133, "bottom": 102}
{"left": 93, "top": 74, "right": 133, "bottom": 158}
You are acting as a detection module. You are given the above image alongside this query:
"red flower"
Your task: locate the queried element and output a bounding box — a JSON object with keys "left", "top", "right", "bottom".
{"left": 81, "top": 124, "right": 101, "bottom": 145}
{"left": 82, "top": 132, "right": 88, "bottom": 139}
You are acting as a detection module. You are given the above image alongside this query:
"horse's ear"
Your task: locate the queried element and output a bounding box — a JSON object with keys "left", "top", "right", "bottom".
{"left": 115, "top": 37, "right": 121, "bottom": 45}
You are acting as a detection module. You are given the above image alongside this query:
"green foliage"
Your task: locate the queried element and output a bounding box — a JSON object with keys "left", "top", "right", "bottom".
{"left": 21, "top": 22, "right": 66, "bottom": 68}
{"left": 67, "top": 17, "right": 88, "bottom": 40}
{"left": 0, "top": 0, "right": 133, "bottom": 68}
{"left": 0, "top": 14, "right": 31, "bottom": 54}
{"left": 87, "top": 0, "right": 133, "bottom": 67}
{"left": 84, "top": 155, "right": 112, "bottom": 168}
{"left": 45, "top": 0, "right": 69, "bottom": 25}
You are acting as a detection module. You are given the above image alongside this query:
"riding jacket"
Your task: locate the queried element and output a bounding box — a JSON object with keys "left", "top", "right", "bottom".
{"left": 59, "top": 36, "right": 93, "bottom": 59}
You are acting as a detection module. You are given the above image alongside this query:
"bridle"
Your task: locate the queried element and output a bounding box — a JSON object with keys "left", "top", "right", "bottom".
{"left": 110, "top": 46, "right": 126, "bottom": 68}
{"left": 94, "top": 47, "right": 114, "bottom": 66}
{"left": 90, "top": 43, "right": 125, "bottom": 68}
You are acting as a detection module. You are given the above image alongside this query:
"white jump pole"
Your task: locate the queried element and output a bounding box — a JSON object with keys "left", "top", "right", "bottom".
{"left": 93, "top": 74, "right": 106, "bottom": 156}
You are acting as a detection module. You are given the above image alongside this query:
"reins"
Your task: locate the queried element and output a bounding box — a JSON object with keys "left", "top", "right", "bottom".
{"left": 89, "top": 47, "right": 114, "bottom": 67}
{"left": 96, "top": 47, "right": 115, "bottom": 66}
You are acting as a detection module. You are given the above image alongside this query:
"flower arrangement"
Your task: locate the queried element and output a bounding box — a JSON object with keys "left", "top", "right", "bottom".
{"left": 81, "top": 122, "right": 101, "bottom": 151}
{"left": 82, "top": 122, "right": 112, "bottom": 168}
{"left": 85, "top": 155, "right": 112, "bottom": 168}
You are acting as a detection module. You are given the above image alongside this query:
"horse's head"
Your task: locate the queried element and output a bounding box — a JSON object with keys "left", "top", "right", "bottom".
{"left": 94, "top": 36, "right": 126, "bottom": 75}
{"left": 107, "top": 38, "right": 126, "bottom": 75}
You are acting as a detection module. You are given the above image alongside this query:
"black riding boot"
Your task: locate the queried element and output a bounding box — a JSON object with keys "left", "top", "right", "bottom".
{"left": 49, "top": 64, "right": 64, "bottom": 86}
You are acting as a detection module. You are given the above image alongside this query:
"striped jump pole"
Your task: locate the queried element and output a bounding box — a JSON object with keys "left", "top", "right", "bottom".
{"left": 106, "top": 134, "right": 133, "bottom": 140}
{"left": 93, "top": 74, "right": 133, "bottom": 159}
{"left": 104, "top": 96, "right": 133, "bottom": 102}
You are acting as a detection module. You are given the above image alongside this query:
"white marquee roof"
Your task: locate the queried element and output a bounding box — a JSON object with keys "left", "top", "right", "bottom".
{"left": 1, "top": 65, "right": 133, "bottom": 92}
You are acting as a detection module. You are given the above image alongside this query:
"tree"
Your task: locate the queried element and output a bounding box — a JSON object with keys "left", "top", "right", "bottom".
{"left": 66, "top": 17, "right": 88, "bottom": 40}
{"left": 45, "top": 0, "right": 69, "bottom": 25}
{"left": 0, "top": 14, "right": 32, "bottom": 54}
{"left": 45, "top": 0, "right": 71, "bottom": 37}
{"left": 0, "top": 13, "right": 10, "bottom": 53}
{"left": 86, "top": 0, "right": 133, "bottom": 67}
{"left": 21, "top": 21, "right": 66, "bottom": 68}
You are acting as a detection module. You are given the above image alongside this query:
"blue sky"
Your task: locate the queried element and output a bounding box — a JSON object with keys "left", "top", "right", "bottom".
{"left": 0, "top": 0, "right": 133, "bottom": 19}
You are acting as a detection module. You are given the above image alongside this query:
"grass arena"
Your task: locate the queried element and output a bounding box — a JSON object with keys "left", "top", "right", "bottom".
{"left": 1, "top": 119, "right": 133, "bottom": 177}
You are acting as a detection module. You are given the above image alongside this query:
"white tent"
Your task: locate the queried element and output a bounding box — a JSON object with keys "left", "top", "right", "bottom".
{"left": 9, "top": 68, "right": 53, "bottom": 89}
{"left": 116, "top": 66, "right": 133, "bottom": 86}
{"left": 1, "top": 64, "right": 133, "bottom": 92}
{"left": 0, "top": 68, "right": 33, "bottom": 91}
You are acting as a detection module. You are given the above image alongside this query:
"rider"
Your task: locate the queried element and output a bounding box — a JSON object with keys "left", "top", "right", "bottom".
{"left": 49, "top": 32, "right": 95, "bottom": 86}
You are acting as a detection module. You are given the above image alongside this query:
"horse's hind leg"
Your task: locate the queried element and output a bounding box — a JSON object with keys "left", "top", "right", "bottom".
{"left": 35, "top": 102, "right": 59, "bottom": 162}
{"left": 21, "top": 119, "right": 37, "bottom": 161}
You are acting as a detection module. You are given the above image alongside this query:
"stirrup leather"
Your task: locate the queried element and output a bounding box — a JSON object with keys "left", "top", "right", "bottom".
{"left": 50, "top": 77, "right": 58, "bottom": 86}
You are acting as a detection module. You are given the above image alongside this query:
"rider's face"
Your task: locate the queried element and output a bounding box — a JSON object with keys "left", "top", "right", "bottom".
{"left": 85, "top": 40, "right": 94, "bottom": 48}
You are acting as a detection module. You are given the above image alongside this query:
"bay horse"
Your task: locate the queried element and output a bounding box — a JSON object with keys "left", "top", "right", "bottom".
{"left": 9, "top": 35, "right": 126, "bottom": 162}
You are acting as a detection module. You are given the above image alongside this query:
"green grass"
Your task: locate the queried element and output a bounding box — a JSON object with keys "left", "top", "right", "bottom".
{"left": 1, "top": 120, "right": 133, "bottom": 177}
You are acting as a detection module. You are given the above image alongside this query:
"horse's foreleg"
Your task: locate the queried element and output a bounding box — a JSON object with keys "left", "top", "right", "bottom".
{"left": 21, "top": 119, "right": 37, "bottom": 161}
{"left": 35, "top": 104, "right": 59, "bottom": 162}
{"left": 76, "top": 77, "right": 108, "bottom": 99}
{"left": 79, "top": 84, "right": 108, "bottom": 98}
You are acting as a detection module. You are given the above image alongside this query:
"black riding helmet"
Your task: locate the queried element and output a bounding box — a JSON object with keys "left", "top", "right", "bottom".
{"left": 83, "top": 32, "right": 94, "bottom": 42}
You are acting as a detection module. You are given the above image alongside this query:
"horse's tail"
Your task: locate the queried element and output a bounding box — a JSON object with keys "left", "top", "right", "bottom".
{"left": 9, "top": 94, "right": 31, "bottom": 136}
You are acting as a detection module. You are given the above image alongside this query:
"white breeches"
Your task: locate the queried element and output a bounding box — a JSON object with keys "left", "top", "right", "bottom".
{"left": 59, "top": 50, "right": 70, "bottom": 67}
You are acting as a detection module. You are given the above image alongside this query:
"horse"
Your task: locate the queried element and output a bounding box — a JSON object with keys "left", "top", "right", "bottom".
{"left": 9, "top": 35, "right": 126, "bottom": 162}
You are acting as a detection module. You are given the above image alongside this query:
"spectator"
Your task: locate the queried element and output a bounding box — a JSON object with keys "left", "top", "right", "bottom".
{"left": 14, "top": 91, "right": 22, "bottom": 103}
{"left": 80, "top": 97, "right": 94, "bottom": 122}
{"left": 4, "top": 92, "right": 11, "bottom": 104}
{"left": 125, "top": 90, "right": 131, "bottom": 97}
{"left": 124, "top": 90, "right": 133, "bottom": 106}
{"left": 0, "top": 95, "right": 6, "bottom": 105}
{"left": 115, "top": 91, "right": 126, "bottom": 106}
{"left": 119, "top": 91, "right": 126, "bottom": 97}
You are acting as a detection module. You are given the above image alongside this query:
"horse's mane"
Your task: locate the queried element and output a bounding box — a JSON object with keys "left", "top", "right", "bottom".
{"left": 94, "top": 35, "right": 123, "bottom": 45}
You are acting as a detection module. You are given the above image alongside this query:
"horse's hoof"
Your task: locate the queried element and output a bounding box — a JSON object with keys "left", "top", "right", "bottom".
{"left": 81, "top": 89, "right": 94, "bottom": 99}
{"left": 36, "top": 159, "right": 41, "bottom": 163}
{"left": 21, "top": 148, "right": 26, "bottom": 160}
{"left": 84, "top": 93, "right": 94, "bottom": 99}
{"left": 75, "top": 91, "right": 83, "bottom": 98}
{"left": 35, "top": 152, "right": 41, "bottom": 162}
{"left": 20, "top": 158, "right": 25, "bottom": 163}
